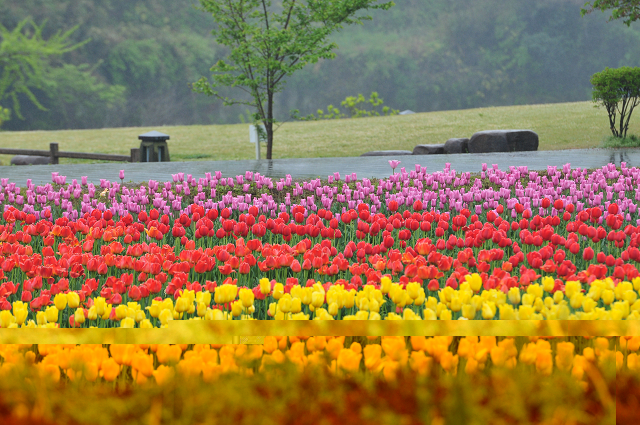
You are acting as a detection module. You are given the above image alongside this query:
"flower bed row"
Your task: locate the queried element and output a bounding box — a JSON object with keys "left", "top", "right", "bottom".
{"left": 0, "top": 339, "right": 617, "bottom": 425}
{"left": 1, "top": 164, "right": 640, "bottom": 324}
{"left": 0, "top": 336, "right": 626, "bottom": 384}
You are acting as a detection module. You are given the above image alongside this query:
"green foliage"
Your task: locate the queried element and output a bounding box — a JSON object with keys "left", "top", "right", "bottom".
{"left": 192, "top": 0, "right": 395, "bottom": 159}
{"left": 590, "top": 66, "right": 640, "bottom": 138}
{"left": 295, "top": 92, "right": 399, "bottom": 120}
{"left": 0, "top": 106, "right": 9, "bottom": 128}
{"left": 40, "top": 63, "right": 126, "bottom": 129}
{"left": 602, "top": 133, "right": 640, "bottom": 147}
{"left": 0, "top": 18, "right": 88, "bottom": 120}
{"left": 4, "top": 1, "right": 640, "bottom": 130}
{"left": 581, "top": 0, "right": 640, "bottom": 26}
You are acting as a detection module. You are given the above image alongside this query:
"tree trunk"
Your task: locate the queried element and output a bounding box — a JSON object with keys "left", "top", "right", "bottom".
{"left": 264, "top": 90, "right": 273, "bottom": 160}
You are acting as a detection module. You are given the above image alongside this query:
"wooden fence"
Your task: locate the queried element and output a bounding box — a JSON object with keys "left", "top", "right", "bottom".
{"left": 0, "top": 143, "right": 140, "bottom": 164}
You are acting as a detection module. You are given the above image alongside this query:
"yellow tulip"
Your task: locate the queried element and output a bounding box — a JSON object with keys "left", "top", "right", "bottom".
{"left": 542, "top": 276, "right": 555, "bottom": 293}
{"left": 94, "top": 297, "right": 107, "bottom": 316}
{"left": 53, "top": 293, "right": 67, "bottom": 311}
{"left": 259, "top": 278, "right": 271, "bottom": 295}
{"left": 74, "top": 308, "right": 85, "bottom": 325}
{"left": 156, "top": 344, "right": 182, "bottom": 365}
{"left": 273, "top": 283, "right": 284, "bottom": 300}
{"left": 311, "top": 291, "right": 324, "bottom": 308}
{"left": 120, "top": 317, "right": 135, "bottom": 328}
{"left": 508, "top": 287, "right": 521, "bottom": 305}
{"left": 45, "top": 306, "right": 59, "bottom": 324}
{"left": 80, "top": 307, "right": 95, "bottom": 324}
{"left": 363, "top": 344, "right": 382, "bottom": 371}
{"left": 67, "top": 292, "right": 80, "bottom": 309}
{"left": 153, "top": 365, "right": 175, "bottom": 385}
{"left": 601, "top": 289, "right": 615, "bottom": 305}
{"left": 231, "top": 300, "right": 243, "bottom": 317}
{"left": 175, "top": 296, "right": 191, "bottom": 313}
{"left": 337, "top": 348, "right": 362, "bottom": 374}
{"left": 406, "top": 282, "right": 420, "bottom": 300}
{"left": 239, "top": 288, "right": 255, "bottom": 308}
{"left": 465, "top": 273, "right": 482, "bottom": 293}
{"left": 555, "top": 342, "right": 574, "bottom": 371}
{"left": 381, "top": 336, "right": 407, "bottom": 362}
{"left": 158, "top": 308, "right": 173, "bottom": 326}
{"left": 0, "top": 311, "right": 14, "bottom": 328}
{"left": 461, "top": 304, "right": 476, "bottom": 320}
{"left": 440, "top": 352, "right": 458, "bottom": 374}
{"left": 100, "top": 358, "right": 121, "bottom": 382}
{"left": 481, "top": 302, "right": 496, "bottom": 320}
{"left": 140, "top": 319, "right": 153, "bottom": 328}
{"left": 115, "top": 304, "right": 128, "bottom": 321}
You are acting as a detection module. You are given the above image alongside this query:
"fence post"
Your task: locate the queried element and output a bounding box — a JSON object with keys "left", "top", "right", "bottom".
{"left": 49, "top": 143, "right": 59, "bottom": 165}
{"left": 130, "top": 148, "right": 140, "bottom": 163}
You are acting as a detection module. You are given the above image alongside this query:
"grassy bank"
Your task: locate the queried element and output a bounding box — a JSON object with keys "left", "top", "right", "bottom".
{"left": 0, "top": 101, "right": 636, "bottom": 165}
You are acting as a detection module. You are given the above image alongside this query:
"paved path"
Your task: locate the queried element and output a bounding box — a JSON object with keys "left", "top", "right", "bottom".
{"left": 1, "top": 148, "right": 639, "bottom": 185}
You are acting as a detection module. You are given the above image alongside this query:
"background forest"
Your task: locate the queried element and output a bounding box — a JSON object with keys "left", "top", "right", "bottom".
{"left": 1, "top": 0, "right": 640, "bottom": 131}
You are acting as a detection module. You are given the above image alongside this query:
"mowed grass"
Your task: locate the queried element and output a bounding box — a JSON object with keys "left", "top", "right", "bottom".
{"left": 0, "top": 100, "right": 637, "bottom": 165}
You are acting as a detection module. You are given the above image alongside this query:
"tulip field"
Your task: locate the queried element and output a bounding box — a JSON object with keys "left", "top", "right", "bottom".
{"left": 0, "top": 161, "right": 637, "bottom": 423}
{"left": 0, "top": 163, "right": 639, "bottom": 325}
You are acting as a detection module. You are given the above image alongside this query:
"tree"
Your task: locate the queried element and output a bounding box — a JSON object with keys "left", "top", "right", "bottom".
{"left": 0, "top": 18, "right": 88, "bottom": 124}
{"left": 581, "top": 1, "right": 640, "bottom": 26}
{"left": 192, "top": 0, "right": 395, "bottom": 160}
{"left": 590, "top": 67, "right": 640, "bottom": 138}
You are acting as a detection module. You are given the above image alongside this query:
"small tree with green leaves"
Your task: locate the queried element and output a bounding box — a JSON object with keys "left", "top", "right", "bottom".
{"left": 581, "top": 1, "right": 640, "bottom": 26}
{"left": 0, "top": 18, "right": 88, "bottom": 124}
{"left": 192, "top": 0, "right": 394, "bottom": 160}
{"left": 591, "top": 67, "right": 640, "bottom": 138}
{"left": 296, "top": 91, "right": 399, "bottom": 120}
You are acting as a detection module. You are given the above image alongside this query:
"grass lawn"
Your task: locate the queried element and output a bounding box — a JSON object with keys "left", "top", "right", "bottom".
{"left": 0, "top": 100, "right": 636, "bottom": 165}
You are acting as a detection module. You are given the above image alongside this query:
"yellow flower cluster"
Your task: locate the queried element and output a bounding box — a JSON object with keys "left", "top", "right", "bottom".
{"left": 0, "top": 336, "right": 632, "bottom": 387}
{"left": 2, "top": 275, "right": 640, "bottom": 328}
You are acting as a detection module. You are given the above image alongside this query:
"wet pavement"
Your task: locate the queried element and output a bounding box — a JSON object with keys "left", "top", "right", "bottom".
{"left": 1, "top": 148, "right": 639, "bottom": 185}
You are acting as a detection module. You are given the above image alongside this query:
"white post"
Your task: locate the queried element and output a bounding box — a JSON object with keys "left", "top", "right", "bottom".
{"left": 249, "top": 124, "right": 265, "bottom": 160}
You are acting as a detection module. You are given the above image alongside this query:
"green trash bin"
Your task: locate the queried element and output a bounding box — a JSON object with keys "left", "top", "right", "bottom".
{"left": 138, "top": 131, "right": 170, "bottom": 162}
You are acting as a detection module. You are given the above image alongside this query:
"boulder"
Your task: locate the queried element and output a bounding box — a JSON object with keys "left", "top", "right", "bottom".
{"left": 468, "top": 130, "right": 538, "bottom": 153}
{"left": 360, "top": 150, "right": 413, "bottom": 157}
{"left": 443, "top": 138, "right": 469, "bottom": 154}
{"left": 412, "top": 144, "right": 445, "bottom": 155}
{"left": 11, "top": 155, "right": 51, "bottom": 165}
